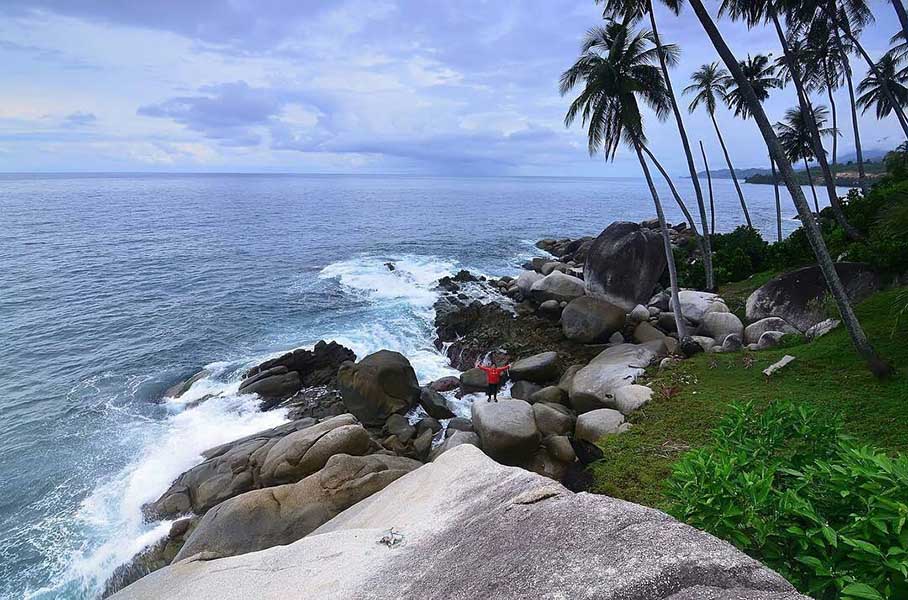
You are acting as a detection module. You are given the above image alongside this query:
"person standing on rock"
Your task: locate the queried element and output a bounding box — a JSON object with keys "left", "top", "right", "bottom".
{"left": 476, "top": 359, "right": 510, "bottom": 402}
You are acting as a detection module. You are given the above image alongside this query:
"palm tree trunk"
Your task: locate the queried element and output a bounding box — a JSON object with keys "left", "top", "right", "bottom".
{"left": 804, "top": 158, "right": 820, "bottom": 213}
{"left": 709, "top": 112, "right": 752, "bottom": 228}
{"left": 634, "top": 141, "right": 689, "bottom": 340}
{"left": 892, "top": 0, "right": 908, "bottom": 56}
{"left": 822, "top": 0, "right": 908, "bottom": 139}
{"left": 699, "top": 140, "right": 716, "bottom": 235}
{"left": 688, "top": 0, "right": 892, "bottom": 377}
{"left": 770, "top": 12, "right": 860, "bottom": 240}
{"left": 647, "top": 2, "right": 715, "bottom": 291}
{"left": 844, "top": 56, "right": 869, "bottom": 194}
{"left": 827, "top": 83, "right": 838, "bottom": 171}
{"left": 771, "top": 155, "right": 782, "bottom": 242}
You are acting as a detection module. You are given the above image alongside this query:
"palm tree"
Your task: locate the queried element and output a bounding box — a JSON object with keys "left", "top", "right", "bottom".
{"left": 561, "top": 22, "right": 689, "bottom": 338}
{"left": 724, "top": 0, "right": 860, "bottom": 239}
{"left": 686, "top": 0, "right": 892, "bottom": 377}
{"left": 596, "top": 0, "right": 715, "bottom": 291}
{"left": 724, "top": 53, "right": 783, "bottom": 240}
{"left": 684, "top": 62, "right": 753, "bottom": 228}
{"left": 804, "top": 19, "right": 845, "bottom": 171}
{"left": 775, "top": 105, "right": 837, "bottom": 213}
{"left": 856, "top": 54, "right": 908, "bottom": 121}
{"left": 699, "top": 140, "right": 716, "bottom": 235}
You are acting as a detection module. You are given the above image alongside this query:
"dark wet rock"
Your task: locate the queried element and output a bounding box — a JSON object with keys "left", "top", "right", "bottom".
{"left": 283, "top": 387, "right": 347, "bottom": 421}
{"left": 459, "top": 367, "right": 488, "bottom": 395}
{"left": 383, "top": 414, "right": 416, "bottom": 443}
{"left": 429, "top": 431, "right": 481, "bottom": 461}
{"left": 428, "top": 376, "right": 460, "bottom": 393}
{"left": 337, "top": 350, "right": 421, "bottom": 427}
{"left": 528, "top": 385, "right": 567, "bottom": 405}
{"left": 418, "top": 387, "right": 456, "bottom": 420}
{"left": 163, "top": 370, "right": 209, "bottom": 400}
{"left": 509, "top": 351, "right": 560, "bottom": 383}
{"left": 446, "top": 417, "right": 474, "bottom": 434}
{"left": 239, "top": 368, "right": 302, "bottom": 408}
{"left": 416, "top": 417, "right": 441, "bottom": 436}
{"left": 584, "top": 222, "right": 667, "bottom": 311}
{"left": 509, "top": 380, "right": 542, "bottom": 401}
{"left": 561, "top": 296, "right": 626, "bottom": 343}
{"left": 244, "top": 340, "right": 355, "bottom": 390}
{"left": 745, "top": 262, "right": 879, "bottom": 331}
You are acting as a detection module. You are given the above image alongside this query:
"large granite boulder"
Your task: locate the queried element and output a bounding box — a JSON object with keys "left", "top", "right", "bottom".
{"left": 529, "top": 271, "right": 586, "bottom": 304}
{"left": 515, "top": 270, "right": 544, "bottom": 295}
{"left": 418, "top": 388, "right": 456, "bottom": 420}
{"left": 745, "top": 262, "right": 879, "bottom": 331}
{"left": 531, "top": 402, "right": 574, "bottom": 437}
{"left": 337, "top": 350, "right": 421, "bottom": 426}
{"left": 698, "top": 312, "right": 744, "bottom": 343}
{"left": 508, "top": 351, "right": 560, "bottom": 383}
{"left": 471, "top": 399, "right": 541, "bottom": 465}
{"left": 670, "top": 291, "right": 726, "bottom": 325}
{"left": 172, "top": 453, "right": 421, "bottom": 562}
{"left": 569, "top": 344, "right": 658, "bottom": 413}
{"left": 459, "top": 367, "right": 488, "bottom": 394}
{"left": 575, "top": 408, "right": 625, "bottom": 444}
{"left": 114, "top": 445, "right": 808, "bottom": 600}
{"left": 584, "top": 222, "right": 667, "bottom": 311}
{"left": 238, "top": 367, "right": 301, "bottom": 407}
{"left": 428, "top": 431, "right": 481, "bottom": 462}
{"left": 743, "top": 317, "right": 800, "bottom": 345}
{"left": 561, "top": 296, "right": 626, "bottom": 343}
{"left": 144, "top": 415, "right": 370, "bottom": 519}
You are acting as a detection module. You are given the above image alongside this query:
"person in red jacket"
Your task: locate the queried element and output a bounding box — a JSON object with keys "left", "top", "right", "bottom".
{"left": 476, "top": 359, "right": 510, "bottom": 402}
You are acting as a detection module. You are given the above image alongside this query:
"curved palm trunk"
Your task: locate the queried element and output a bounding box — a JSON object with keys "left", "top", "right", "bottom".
{"left": 844, "top": 58, "right": 869, "bottom": 194}
{"left": 709, "top": 112, "right": 752, "bottom": 228}
{"left": 827, "top": 84, "right": 838, "bottom": 171}
{"left": 892, "top": 0, "right": 908, "bottom": 68}
{"left": 771, "top": 155, "right": 782, "bottom": 242}
{"left": 804, "top": 158, "right": 820, "bottom": 213}
{"left": 688, "top": 0, "right": 892, "bottom": 377}
{"left": 634, "top": 141, "right": 689, "bottom": 340}
{"left": 647, "top": 2, "right": 714, "bottom": 290}
{"left": 699, "top": 140, "right": 716, "bottom": 235}
{"left": 770, "top": 12, "right": 859, "bottom": 239}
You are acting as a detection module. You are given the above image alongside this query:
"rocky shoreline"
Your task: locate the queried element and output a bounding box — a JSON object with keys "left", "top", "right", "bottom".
{"left": 105, "top": 218, "right": 880, "bottom": 598}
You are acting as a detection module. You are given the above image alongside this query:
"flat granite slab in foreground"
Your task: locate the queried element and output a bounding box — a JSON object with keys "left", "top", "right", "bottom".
{"left": 113, "top": 445, "right": 810, "bottom": 600}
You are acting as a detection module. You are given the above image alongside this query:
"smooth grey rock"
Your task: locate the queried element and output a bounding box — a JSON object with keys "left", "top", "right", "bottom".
{"left": 541, "top": 435, "right": 576, "bottom": 464}
{"left": 115, "top": 446, "right": 808, "bottom": 600}
{"left": 531, "top": 402, "right": 574, "bottom": 437}
{"left": 509, "top": 380, "right": 541, "bottom": 401}
{"left": 428, "top": 431, "right": 481, "bottom": 461}
{"left": 557, "top": 365, "right": 583, "bottom": 394}
{"left": 756, "top": 331, "right": 786, "bottom": 350}
{"left": 744, "top": 317, "right": 800, "bottom": 345}
{"left": 508, "top": 351, "right": 560, "bottom": 383}
{"left": 383, "top": 414, "right": 415, "bottom": 443}
{"left": 633, "top": 321, "right": 666, "bottom": 344}
{"left": 459, "top": 368, "right": 488, "bottom": 395}
{"left": 515, "top": 270, "right": 543, "bottom": 295}
{"left": 561, "top": 296, "right": 626, "bottom": 343}
{"left": 538, "top": 299, "right": 561, "bottom": 316}
{"left": 609, "top": 384, "right": 653, "bottom": 415}
{"left": 471, "top": 399, "right": 540, "bottom": 465}
{"left": 690, "top": 335, "right": 716, "bottom": 353}
{"left": 805, "top": 318, "right": 841, "bottom": 341}
{"left": 609, "top": 331, "right": 624, "bottom": 344}
{"left": 446, "top": 417, "right": 473, "bottom": 433}
{"left": 418, "top": 388, "right": 456, "bottom": 420}
{"left": 540, "top": 261, "right": 569, "bottom": 276}
{"left": 429, "top": 376, "right": 460, "bottom": 393}
{"left": 528, "top": 385, "right": 567, "bottom": 405}
{"left": 670, "top": 290, "right": 723, "bottom": 324}
{"left": 529, "top": 271, "right": 586, "bottom": 304}
{"left": 569, "top": 344, "right": 657, "bottom": 414}
{"left": 415, "top": 417, "right": 441, "bottom": 436}
{"left": 337, "top": 350, "right": 421, "bottom": 427}
{"left": 699, "top": 312, "right": 744, "bottom": 342}
{"left": 584, "top": 222, "right": 666, "bottom": 311}
{"left": 721, "top": 334, "right": 744, "bottom": 352}
{"left": 629, "top": 304, "right": 650, "bottom": 323}
{"left": 238, "top": 369, "right": 301, "bottom": 401}
{"left": 745, "top": 263, "right": 879, "bottom": 331}
{"left": 575, "top": 409, "right": 625, "bottom": 444}
{"left": 173, "top": 453, "right": 421, "bottom": 562}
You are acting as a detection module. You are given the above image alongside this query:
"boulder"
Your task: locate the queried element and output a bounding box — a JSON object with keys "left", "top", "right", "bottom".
{"left": 609, "top": 384, "right": 653, "bottom": 415}
{"left": 446, "top": 417, "right": 473, "bottom": 433}
{"left": 238, "top": 368, "right": 302, "bottom": 406}
{"left": 609, "top": 331, "right": 624, "bottom": 344}
{"left": 508, "top": 351, "right": 560, "bottom": 383}
{"left": 569, "top": 344, "right": 657, "bottom": 414}
{"left": 629, "top": 304, "right": 650, "bottom": 323}
{"left": 459, "top": 368, "right": 488, "bottom": 395}
{"left": 806, "top": 318, "right": 841, "bottom": 341}
{"left": 721, "top": 334, "right": 743, "bottom": 352}
{"left": 528, "top": 385, "right": 567, "bottom": 405}
{"left": 471, "top": 399, "right": 541, "bottom": 465}
{"left": 632, "top": 321, "right": 666, "bottom": 344}
{"left": 670, "top": 291, "right": 724, "bottom": 325}
{"left": 529, "top": 271, "right": 586, "bottom": 304}
{"left": 383, "top": 414, "right": 416, "bottom": 443}
{"left": 173, "top": 453, "right": 421, "bottom": 562}
{"left": 418, "top": 388, "right": 456, "bottom": 420}
{"left": 560, "top": 297, "right": 626, "bottom": 343}
{"left": 243, "top": 340, "right": 356, "bottom": 390}
{"left": 756, "top": 331, "right": 786, "bottom": 350}
{"left": 116, "top": 446, "right": 809, "bottom": 600}
{"left": 575, "top": 409, "right": 625, "bottom": 444}
{"left": 428, "top": 431, "right": 481, "bottom": 461}
{"left": 541, "top": 435, "right": 576, "bottom": 464}
{"left": 531, "top": 402, "right": 575, "bottom": 437}
{"left": 163, "top": 370, "right": 210, "bottom": 400}
{"left": 338, "top": 350, "right": 421, "bottom": 427}
{"left": 745, "top": 262, "right": 879, "bottom": 331}
{"left": 557, "top": 365, "right": 583, "bottom": 394}
{"left": 538, "top": 299, "right": 561, "bottom": 317}
{"left": 429, "top": 376, "right": 460, "bottom": 393}
{"left": 743, "top": 317, "right": 800, "bottom": 345}
{"left": 584, "top": 222, "right": 667, "bottom": 311}
{"left": 509, "top": 380, "right": 542, "bottom": 401}
{"left": 415, "top": 417, "right": 441, "bottom": 436}
{"left": 515, "top": 270, "right": 543, "bottom": 295}
{"left": 690, "top": 335, "right": 716, "bottom": 353}
{"left": 699, "top": 312, "right": 744, "bottom": 342}
{"left": 540, "top": 261, "right": 569, "bottom": 276}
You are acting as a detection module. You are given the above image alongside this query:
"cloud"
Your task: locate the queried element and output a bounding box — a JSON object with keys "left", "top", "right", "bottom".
{"left": 62, "top": 111, "right": 96, "bottom": 126}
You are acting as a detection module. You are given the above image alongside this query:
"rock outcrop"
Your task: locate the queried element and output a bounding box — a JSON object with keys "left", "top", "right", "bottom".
{"left": 560, "top": 296, "right": 626, "bottom": 343}
{"left": 114, "top": 445, "right": 808, "bottom": 600}
{"left": 337, "top": 350, "right": 421, "bottom": 426}
{"left": 745, "top": 263, "right": 879, "bottom": 331}
{"left": 569, "top": 343, "right": 659, "bottom": 413}
{"left": 584, "top": 222, "right": 667, "bottom": 311}
{"left": 471, "top": 399, "right": 540, "bottom": 465}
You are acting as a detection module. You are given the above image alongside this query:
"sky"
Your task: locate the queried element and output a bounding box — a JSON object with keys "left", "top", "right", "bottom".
{"left": 0, "top": 0, "right": 902, "bottom": 176}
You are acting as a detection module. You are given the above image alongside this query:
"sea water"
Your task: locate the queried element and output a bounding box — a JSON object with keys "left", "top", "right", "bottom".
{"left": 0, "top": 173, "right": 837, "bottom": 599}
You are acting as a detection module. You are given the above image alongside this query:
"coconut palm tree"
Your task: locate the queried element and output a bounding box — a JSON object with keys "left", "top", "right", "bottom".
{"left": 723, "top": 53, "right": 783, "bottom": 239}
{"left": 686, "top": 0, "right": 892, "bottom": 377}
{"left": 684, "top": 62, "right": 753, "bottom": 229}
{"left": 699, "top": 140, "right": 716, "bottom": 235}
{"left": 560, "top": 22, "right": 689, "bottom": 338}
{"left": 595, "top": 0, "right": 715, "bottom": 291}
{"left": 723, "top": 0, "right": 860, "bottom": 239}
{"left": 857, "top": 54, "right": 908, "bottom": 121}
{"left": 775, "top": 105, "right": 837, "bottom": 213}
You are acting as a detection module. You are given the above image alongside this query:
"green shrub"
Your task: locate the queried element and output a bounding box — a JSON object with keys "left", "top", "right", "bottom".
{"left": 666, "top": 400, "right": 908, "bottom": 600}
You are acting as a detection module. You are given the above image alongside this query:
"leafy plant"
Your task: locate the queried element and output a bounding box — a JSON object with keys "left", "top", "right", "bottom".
{"left": 666, "top": 400, "right": 908, "bottom": 599}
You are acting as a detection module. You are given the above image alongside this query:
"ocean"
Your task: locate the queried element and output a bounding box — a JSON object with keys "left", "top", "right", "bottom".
{"left": 0, "top": 173, "right": 834, "bottom": 599}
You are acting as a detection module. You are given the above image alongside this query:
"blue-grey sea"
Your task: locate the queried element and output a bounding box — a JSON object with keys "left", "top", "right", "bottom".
{"left": 0, "top": 173, "right": 837, "bottom": 599}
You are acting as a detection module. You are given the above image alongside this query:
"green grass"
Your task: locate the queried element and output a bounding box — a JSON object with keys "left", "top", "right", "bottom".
{"left": 590, "top": 284, "right": 908, "bottom": 509}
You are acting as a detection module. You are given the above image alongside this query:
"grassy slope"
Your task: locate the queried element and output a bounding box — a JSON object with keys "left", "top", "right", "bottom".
{"left": 590, "top": 280, "right": 908, "bottom": 509}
